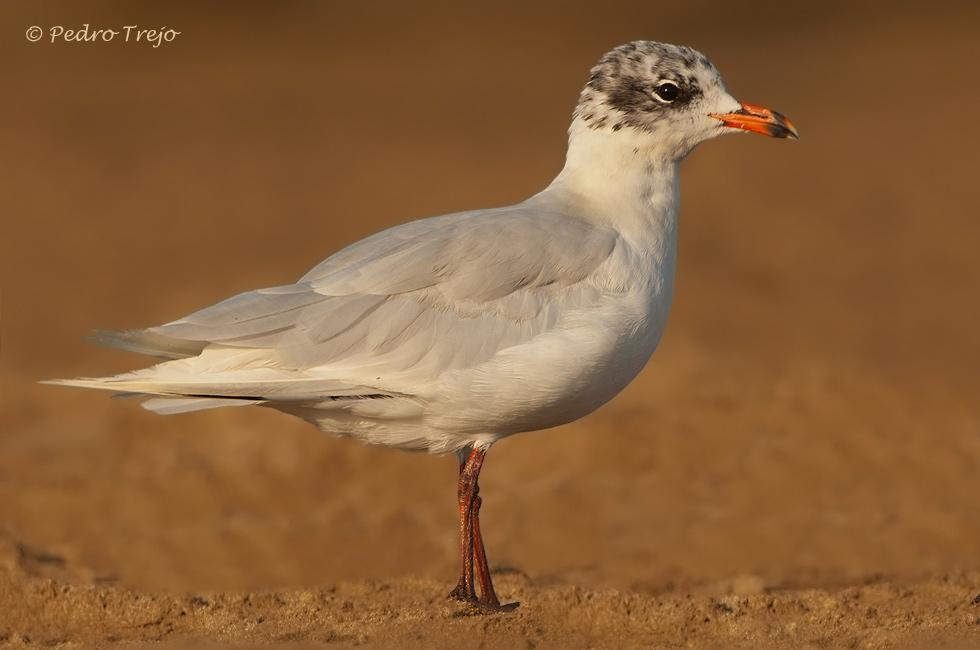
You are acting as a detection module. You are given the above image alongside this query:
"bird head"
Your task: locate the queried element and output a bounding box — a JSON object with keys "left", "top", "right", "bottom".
{"left": 572, "top": 42, "right": 797, "bottom": 162}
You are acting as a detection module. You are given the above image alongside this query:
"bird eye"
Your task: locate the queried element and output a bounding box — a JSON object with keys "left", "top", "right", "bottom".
{"left": 654, "top": 82, "right": 679, "bottom": 102}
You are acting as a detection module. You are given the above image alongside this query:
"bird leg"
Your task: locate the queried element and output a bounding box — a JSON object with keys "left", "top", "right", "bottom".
{"left": 447, "top": 447, "right": 518, "bottom": 612}
{"left": 448, "top": 449, "right": 479, "bottom": 601}
{"left": 471, "top": 493, "right": 501, "bottom": 606}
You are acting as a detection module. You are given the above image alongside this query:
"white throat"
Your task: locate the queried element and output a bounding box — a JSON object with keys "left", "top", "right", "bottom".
{"left": 543, "top": 119, "right": 680, "bottom": 242}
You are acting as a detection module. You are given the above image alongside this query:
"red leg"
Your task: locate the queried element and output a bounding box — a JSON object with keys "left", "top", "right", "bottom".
{"left": 446, "top": 447, "right": 518, "bottom": 612}
{"left": 447, "top": 451, "right": 477, "bottom": 601}
{"left": 471, "top": 494, "right": 500, "bottom": 606}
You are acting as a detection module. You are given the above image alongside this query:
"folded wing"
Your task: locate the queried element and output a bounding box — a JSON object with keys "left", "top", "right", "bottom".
{"left": 73, "top": 202, "right": 621, "bottom": 408}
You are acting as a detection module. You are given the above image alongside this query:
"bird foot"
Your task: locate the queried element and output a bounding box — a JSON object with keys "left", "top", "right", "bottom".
{"left": 447, "top": 591, "right": 519, "bottom": 614}
{"left": 446, "top": 584, "right": 470, "bottom": 601}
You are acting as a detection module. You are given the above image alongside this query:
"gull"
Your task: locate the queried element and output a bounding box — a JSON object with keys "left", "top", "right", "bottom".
{"left": 47, "top": 41, "right": 797, "bottom": 612}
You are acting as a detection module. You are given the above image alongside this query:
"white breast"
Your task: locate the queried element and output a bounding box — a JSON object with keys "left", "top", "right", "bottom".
{"left": 422, "top": 222, "right": 677, "bottom": 442}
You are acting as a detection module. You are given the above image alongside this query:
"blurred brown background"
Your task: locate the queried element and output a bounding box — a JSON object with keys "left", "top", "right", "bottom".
{"left": 2, "top": 0, "right": 979, "bottom": 622}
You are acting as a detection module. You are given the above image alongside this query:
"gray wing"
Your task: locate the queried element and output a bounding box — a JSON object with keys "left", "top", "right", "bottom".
{"left": 99, "top": 202, "right": 620, "bottom": 383}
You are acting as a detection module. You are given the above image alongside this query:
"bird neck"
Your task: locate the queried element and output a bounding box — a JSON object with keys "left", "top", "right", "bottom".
{"left": 544, "top": 120, "right": 680, "bottom": 239}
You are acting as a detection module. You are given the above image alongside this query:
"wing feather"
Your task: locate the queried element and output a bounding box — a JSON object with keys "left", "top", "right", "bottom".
{"left": 91, "top": 202, "right": 620, "bottom": 397}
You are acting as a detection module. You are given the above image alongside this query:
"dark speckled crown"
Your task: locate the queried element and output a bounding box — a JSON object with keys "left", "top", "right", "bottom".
{"left": 574, "top": 42, "right": 722, "bottom": 134}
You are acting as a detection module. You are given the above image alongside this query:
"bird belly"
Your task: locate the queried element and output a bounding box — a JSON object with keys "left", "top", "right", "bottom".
{"left": 424, "top": 287, "right": 670, "bottom": 441}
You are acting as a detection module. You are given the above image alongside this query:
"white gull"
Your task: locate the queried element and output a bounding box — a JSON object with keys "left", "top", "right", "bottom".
{"left": 48, "top": 41, "right": 797, "bottom": 611}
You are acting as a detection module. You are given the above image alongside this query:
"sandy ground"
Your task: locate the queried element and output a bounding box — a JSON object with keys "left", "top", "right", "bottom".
{"left": 3, "top": 1, "right": 980, "bottom": 648}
